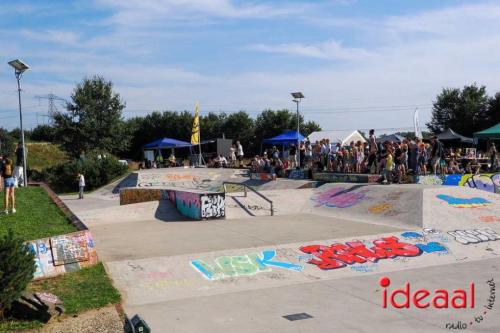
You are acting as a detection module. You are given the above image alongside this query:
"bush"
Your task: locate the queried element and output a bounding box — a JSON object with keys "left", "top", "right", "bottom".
{"left": 0, "top": 230, "right": 36, "bottom": 319}
{"left": 41, "top": 155, "right": 128, "bottom": 193}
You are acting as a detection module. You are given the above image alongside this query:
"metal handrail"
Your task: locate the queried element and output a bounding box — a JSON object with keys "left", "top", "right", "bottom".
{"left": 223, "top": 181, "right": 274, "bottom": 216}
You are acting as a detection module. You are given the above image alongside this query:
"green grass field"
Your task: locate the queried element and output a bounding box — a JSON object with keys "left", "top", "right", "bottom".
{"left": 0, "top": 187, "right": 76, "bottom": 241}
{"left": 26, "top": 142, "right": 67, "bottom": 172}
{"left": 0, "top": 187, "right": 121, "bottom": 332}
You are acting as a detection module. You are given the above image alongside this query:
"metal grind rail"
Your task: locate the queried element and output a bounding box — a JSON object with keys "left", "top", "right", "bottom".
{"left": 223, "top": 181, "right": 274, "bottom": 216}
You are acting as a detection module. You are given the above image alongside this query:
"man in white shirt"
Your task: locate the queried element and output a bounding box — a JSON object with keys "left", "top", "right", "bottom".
{"left": 236, "top": 141, "right": 244, "bottom": 167}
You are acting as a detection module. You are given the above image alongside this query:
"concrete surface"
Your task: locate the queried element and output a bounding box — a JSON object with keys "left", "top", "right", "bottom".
{"left": 61, "top": 168, "right": 500, "bottom": 332}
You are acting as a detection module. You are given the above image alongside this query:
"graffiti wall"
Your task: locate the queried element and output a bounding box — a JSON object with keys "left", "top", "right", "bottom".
{"left": 288, "top": 169, "right": 308, "bottom": 179}
{"left": 200, "top": 194, "right": 225, "bottom": 219}
{"left": 416, "top": 173, "right": 500, "bottom": 193}
{"left": 27, "top": 230, "right": 98, "bottom": 280}
{"left": 120, "top": 188, "right": 226, "bottom": 220}
{"left": 250, "top": 173, "right": 274, "bottom": 181}
{"left": 313, "top": 172, "right": 381, "bottom": 183}
{"left": 311, "top": 186, "right": 369, "bottom": 208}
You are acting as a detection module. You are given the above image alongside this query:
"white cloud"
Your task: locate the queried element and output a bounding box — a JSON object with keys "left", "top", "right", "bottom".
{"left": 250, "top": 40, "right": 373, "bottom": 61}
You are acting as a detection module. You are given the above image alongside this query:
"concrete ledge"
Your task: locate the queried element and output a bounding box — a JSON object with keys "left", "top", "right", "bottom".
{"left": 313, "top": 172, "right": 382, "bottom": 183}
{"left": 413, "top": 173, "right": 499, "bottom": 193}
{"left": 250, "top": 173, "right": 275, "bottom": 181}
{"left": 120, "top": 188, "right": 225, "bottom": 220}
{"left": 287, "top": 169, "right": 311, "bottom": 179}
{"left": 27, "top": 230, "right": 98, "bottom": 280}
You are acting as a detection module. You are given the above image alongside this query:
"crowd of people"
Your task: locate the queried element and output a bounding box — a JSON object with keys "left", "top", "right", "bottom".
{"left": 247, "top": 129, "right": 498, "bottom": 183}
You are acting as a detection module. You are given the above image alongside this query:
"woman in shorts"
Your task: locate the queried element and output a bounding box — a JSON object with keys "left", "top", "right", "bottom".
{"left": 1, "top": 156, "right": 16, "bottom": 214}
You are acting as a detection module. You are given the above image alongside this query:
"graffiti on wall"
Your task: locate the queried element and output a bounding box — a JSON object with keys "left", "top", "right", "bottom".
{"left": 436, "top": 194, "right": 492, "bottom": 208}
{"left": 479, "top": 216, "right": 500, "bottom": 223}
{"left": 175, "top": 191, "right": 202, "bottom": 219}
{"left": 137, "top": 173, "right": 221, "bottom": 191}
{"left": 50, "top": 232, "right": 91, "bottom": 265}
{"left": 201, "top": 194, "right": 225, "bottom": 218}
{"left": 288, "top": 169, "right": 307, "bottom": 179}
{"left": 191, "top": 250, "right": 303, "bottom": 280}
{"left": 250, "top": 173, "right": 273, "bottom": 181}
{"left": 448, "top": 228, "right": 500, "bottom": 245}
{"left": 417, "top": 173, "right": 500, "bottom": 193}
{"left": 27, "top": 230, "right": 98, "bottom": 280}
{"left": 312, "top": 186, "right": 369, "bottom": 208}
{"left": 313, "top": 173, "right": 381, "bottom": 183}
{"left": 300, "top": 236, "right": 447, "bottom": 270}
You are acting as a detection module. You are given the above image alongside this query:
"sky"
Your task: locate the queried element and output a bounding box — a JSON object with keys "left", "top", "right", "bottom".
{"left": 1, "top": 0, "right": 500, "bottom": 133}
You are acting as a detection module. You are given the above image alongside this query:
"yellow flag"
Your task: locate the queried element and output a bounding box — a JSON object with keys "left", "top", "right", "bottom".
{"left": 191, "top": 102, "right": 200, "bottom": 144}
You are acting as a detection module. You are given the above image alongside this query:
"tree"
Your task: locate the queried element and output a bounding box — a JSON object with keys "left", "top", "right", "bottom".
{"left": 0, "top": 230, "right": 36, "bottom": 319}
{"left": 221, "top": 111, "right": 255, "bottom": 152}
{"left": 427, "top": 84, "right": 490, "bottom": 136}
{"left": 487, "top": 92, "right": 500, "bottom": 127}
{"left": 30, "top": 124, "right": 57, "bottom": 142}
{"left": 52, "top": 76, "right": 130, "bottom": 157}
{"left": 0, "top": 128, "right": 15, "bottom": 157}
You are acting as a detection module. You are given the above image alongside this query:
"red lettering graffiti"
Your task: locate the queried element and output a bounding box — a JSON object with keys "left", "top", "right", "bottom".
{"left": 300, "top": 237, "right": 422, "bottom": 270}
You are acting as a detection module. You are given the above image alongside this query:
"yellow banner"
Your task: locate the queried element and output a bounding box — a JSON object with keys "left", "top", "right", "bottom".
{"left": 191, "top": 102, "right": 200, "bottom": 144}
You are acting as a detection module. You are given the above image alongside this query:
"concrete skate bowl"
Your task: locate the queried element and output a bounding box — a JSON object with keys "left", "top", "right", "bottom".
{"left": 297, "top": 183, "right": 500, "bottom": 229}
{"left": 302, "top": 183, "right": 424, "bottom": 228}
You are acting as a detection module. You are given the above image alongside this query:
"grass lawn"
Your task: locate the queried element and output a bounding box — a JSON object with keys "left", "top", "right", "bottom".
{"left": 0, "top": 187, "right": 76, "bottom": 241}
{"left": 0, "top": 264, "right": 121, "bottom": 332}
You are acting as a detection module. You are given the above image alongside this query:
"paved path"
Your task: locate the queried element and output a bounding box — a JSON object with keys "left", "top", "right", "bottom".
{"left": 61, "top": 169, "right": 500, "bottom": 332}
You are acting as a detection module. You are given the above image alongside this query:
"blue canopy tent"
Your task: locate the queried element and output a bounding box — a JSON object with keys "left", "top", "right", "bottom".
{"left": 143, "top": 137, "right": 192, "bottom": 149}
{"left": 263, "top": 130, "right": 305, "bottom": 146}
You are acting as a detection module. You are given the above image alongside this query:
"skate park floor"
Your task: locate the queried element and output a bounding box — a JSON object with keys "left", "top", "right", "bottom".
{"left": 61, "top": 168, "right": 500, "bottom": 332}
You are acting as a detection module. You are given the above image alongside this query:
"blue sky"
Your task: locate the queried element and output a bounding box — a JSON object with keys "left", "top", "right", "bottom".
{"left": 1, "top": 0, "right": 500, "bottom": 133}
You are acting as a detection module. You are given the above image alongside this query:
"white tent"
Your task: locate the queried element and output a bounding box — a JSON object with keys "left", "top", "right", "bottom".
{"left": 307, "top": 130, "right": 367, "bottom": 146}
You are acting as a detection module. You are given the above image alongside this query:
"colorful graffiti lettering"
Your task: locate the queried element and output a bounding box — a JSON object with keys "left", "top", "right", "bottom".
{"left": 436, "top": 194, "right": 492, "bottom": 208}
{"left": 479, "top": 216, "right": 500, "bottom": 223}
{"left": 200, "top": 194, "right": 225, "bottom": 218}
{"left": 299, "top": 237, "right": 422, "bottom": 270}
{"left": 289, "top": 169, "right": 306, "bottom": 179}
{"left": 312, "top": 186, "right": 369, "bottom": 208}
{"left": 190, "top": 250, "right": 303, "bottom": 280}
{"left": 401, "top": 232, "right": 423, "bottom": 239}
{"left": 369, "top": 203, "right": 394, "bottom": 214}
{"left": 27, "top": 230, "right": 98, "bottom": 280}
{"left": 448, "top": 228, "right": 500, "bottom": 245}
{"left": 415, "top": 242, "right": 447, "bottom": 253}
{"left": 417, "top": 173, "right": 500, "bottom": 194}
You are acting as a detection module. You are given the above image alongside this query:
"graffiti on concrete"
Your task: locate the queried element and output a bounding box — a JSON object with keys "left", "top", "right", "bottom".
{"left": 299, "top": 237, "right": 422, "bottom": 270}
{"left": 27, "top": 230, "right": 98, "bottom": 280}
{"left": 190, "top": 250, "right": 303, "bottom": 280}
{"left": 479, "top": 216, "right": 500, "bottom": 223}
{"left": 175, "top": 191, "right": 202, "bottom": 219}
{"left": 201, "top": 194, "right": 225, "bottom": 218}
{"left": 288, "top": 169, "right": 307, "bottom": 179}
{"left": 417, "top": 175, "right": 444, "bottom": 185}
{"left": 350, "top": 263, "right": 380, "bottom": 273}
{"left": 415, "top": 242, "right": 448, "bottom": 253}
{"left": 137, "top": 173, "right": 221, "bottom": 191}
{"left": 312, "top": 186, "right": 369, "bottom": 208}
{"left": 401, "top": 232, "right": 424, "bottom": 239}
{"left": 250, "top": 173, "right": 274, "bottom": 181}
{"left": 313, "top": 173, "right": 381, "bottom": 183}
{"left": 436, "top": 194, "right": 492, "bottom": 208}
{"left": 417, "top": 173, "right": 500, "bottom": 193}
{"left": 369, "top": 203, "right": 395, "bottom": 215}
{"left": 448, "top": 228, "right": 500, "bottom": 245}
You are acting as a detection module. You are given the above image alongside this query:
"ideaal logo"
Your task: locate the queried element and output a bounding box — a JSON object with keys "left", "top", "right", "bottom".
{"left": 379, "top": 277, "right": 496, "bottom": 330}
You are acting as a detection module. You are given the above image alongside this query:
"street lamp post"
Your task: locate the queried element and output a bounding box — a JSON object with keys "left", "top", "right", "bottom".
{"left": 8, "top": 59, "right": 30, "bottom": 187}
{"left": 291, "top": 92, "right": 304, "bottom": 168}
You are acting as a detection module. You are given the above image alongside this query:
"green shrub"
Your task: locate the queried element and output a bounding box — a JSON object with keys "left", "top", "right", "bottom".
{"left": 41, "top": 155, "right": 128, "bottom": 193}
{"left": 0, "top": 230, "right": 36, "bottom": 319}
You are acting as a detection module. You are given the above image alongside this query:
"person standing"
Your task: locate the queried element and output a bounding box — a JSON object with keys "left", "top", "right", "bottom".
{"left": 14, "top": 142, "right": 26, "bottom": 187}
{"left": 367, "top": 129, "right": 378, "bottom": 174}
{"left": 229, "top": 144, "right": 237, "bottom": 167}
{"left": 489, "top": 142, "right": 498, "bottom": 172}
{"left": 77, "top": 173, "right": 85, "bottom": 199}
{"left": 2, "top": 156, "right": 16, "bottom": 214}
{"left": 430, "top": 136, "right": 444, "bottom": 174}
{"left": 236, "top": 141, "right": 244, "bottom": 167}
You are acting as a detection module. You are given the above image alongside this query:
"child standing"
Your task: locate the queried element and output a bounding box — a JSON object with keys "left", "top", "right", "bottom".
{"left": 77, "top": 173, "right": 85, "bottom": 199}
{"left": 384, "top": 146, "right": 394, "bottom": 184}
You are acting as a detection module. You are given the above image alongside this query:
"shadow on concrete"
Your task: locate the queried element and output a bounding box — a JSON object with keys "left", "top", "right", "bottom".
{"left": 153, "top": 200, "right": 192, "bottom": 223}
{"left": 112, "top": 173, "right": 139, "bottom": 194}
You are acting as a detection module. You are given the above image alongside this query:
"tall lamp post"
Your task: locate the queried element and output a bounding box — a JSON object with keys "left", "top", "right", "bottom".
{"left": 8, "top": 59, "right": 30, "bottom": 187}
{"left": 291, "top": 92, "right": 304, "bottom": 168}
